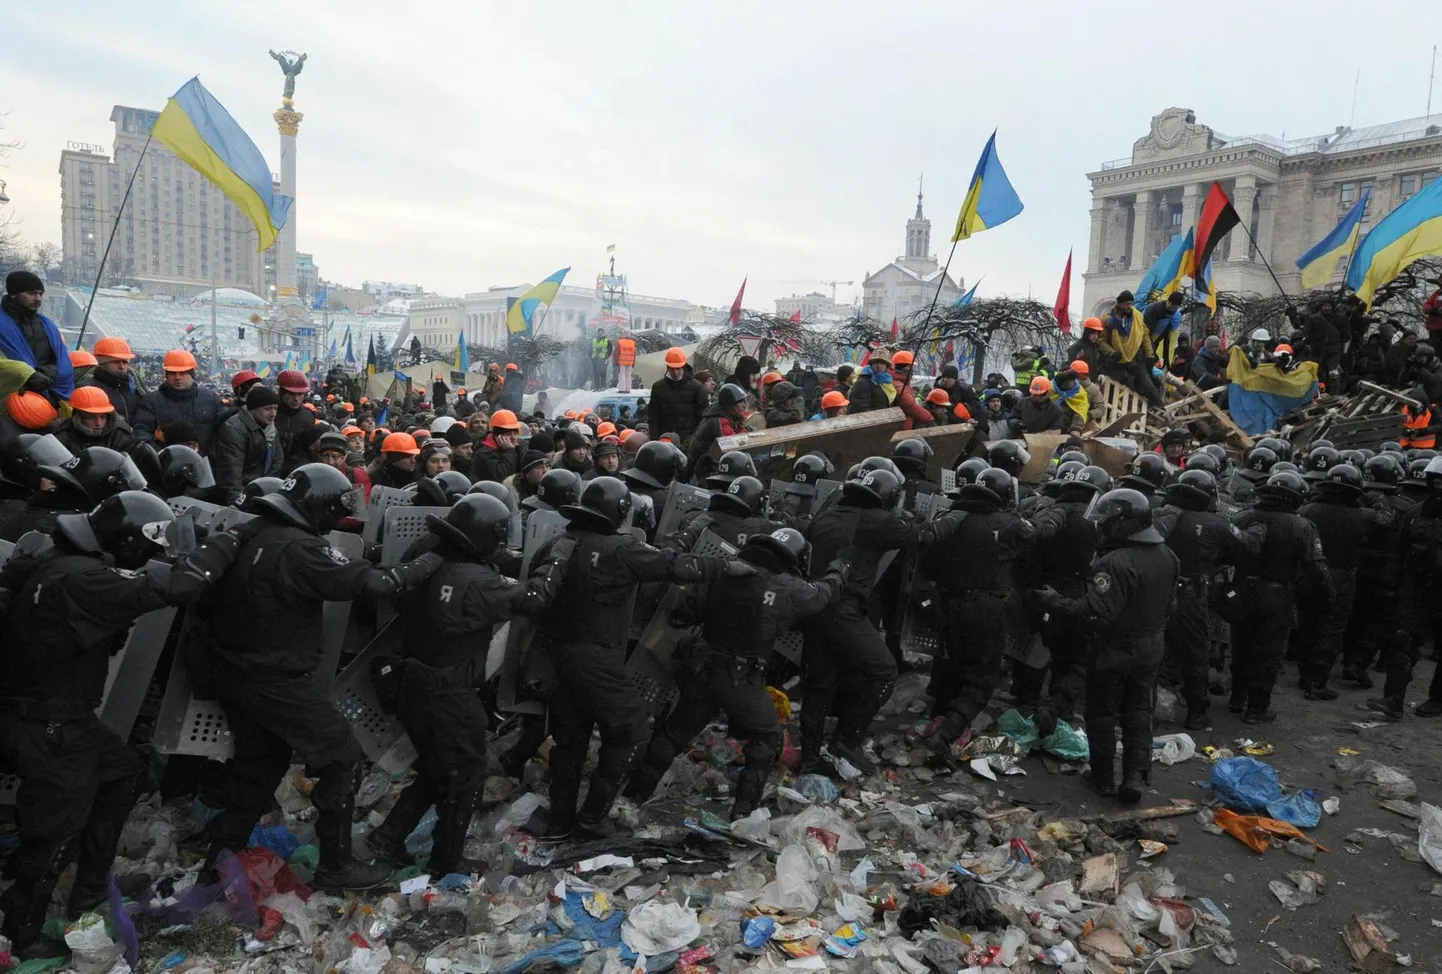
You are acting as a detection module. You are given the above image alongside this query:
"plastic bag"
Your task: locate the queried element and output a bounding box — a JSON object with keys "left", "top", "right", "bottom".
{"left": 1212, "top": 808, "right": 1317, "bottom": 854}
{"left": 493, "top": 793, "right": 548, "bottom": 836}
{"left": 781, "top": 806, "right": 865, "bottom": 851}
{"left": 1040, "top": 721, "right": 1089, "bottom": 760}
{"left": 795, "top": 774, "right": 838, "bottom": 803}
{"left": 621, "top": 900, "right": 700, "bottom": 955}
{"left": 1211, "top": 757, "right": 1282, "bottom": 811}
{"left": 756, "top": 844, "right": 820, "bottom": 913}
{"left": 1265, "top": 790, "right": 1321, "bottom": 829}
{"left": 1420, "top": 802, "right": 1442, "bottom": 876}
{"left": 995, "top": 709, "right": 1039, "bottom": 753}
{"left": 248, "top": 824, "right": 301, "bottom": 861}
{"left": 731, "top": 808, "right": 772, "bottom": 841}
{"left": 1335, "top": 757, "right": 1417, "bottom": 800}
{"left": 1152, "top": 733, "right": 1196, "bottom": 766}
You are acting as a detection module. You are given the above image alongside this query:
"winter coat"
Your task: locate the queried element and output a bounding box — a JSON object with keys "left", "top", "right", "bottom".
{"left": 498, "top": 373, "right": 525, "bottom": 413}
{"left": 471, "top": 434, "right": 518, "bottom": 483}
{"left": 212, "top": 409, "right": 284, "bottom": 494}
{"left": 83, "top": 368, "right": 143, "bottom": 421}
{"left": 52, "top": 413, "right": 137, "bottom": 456}
{"left": 762, "top": 381, "right": 807, "bottom": 428}
{"left": 686, "top": 402, "right": 744, "bottom": 483}
{"left": 1189, "top": 348, "right": 1228, "bottom": 386}
{"left": 132, "top": 383, "right": 226, "bottom": 452}
{"left": 647, "top": 373, "right": 710, "bottom": 444}
{"left": 895, "top": 381, "right": 933, "bottom": 430}
{"left": 1008, "top": 397, "right": 1065, "bottom": 436}
{"left": 274, "top": 404, "right": 316, "bottom": 475}
{"left": 846, "top": 366, "right": 895, "bottom": 413}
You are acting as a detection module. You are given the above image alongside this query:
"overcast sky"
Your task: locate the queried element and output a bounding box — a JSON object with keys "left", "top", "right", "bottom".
{"left": 3, "top": 1, "right": 1440, "bottom": 311}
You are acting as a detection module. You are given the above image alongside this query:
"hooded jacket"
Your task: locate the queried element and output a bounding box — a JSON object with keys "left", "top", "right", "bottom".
{"left": 847, "top": 365, "right": 895, "bottom": 413}
{"left": 53, "top": 412, "right": 137, "bottom": 456}
{"left": 647, "top": 371, "right": 709, "bottom": 444}
{"left": 762, "top": 380, "right": 806, "bottom": 427}
{"left": 1009, "top": 396, "right": 1065, "bottom": 436}
{"left": 132, "top": 382, "right": 225, "bottom": 451}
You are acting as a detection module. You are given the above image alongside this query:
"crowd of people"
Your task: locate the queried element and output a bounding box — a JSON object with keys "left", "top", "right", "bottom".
{"left": 1, "top": 268, "right": 1441, "bottom": 960}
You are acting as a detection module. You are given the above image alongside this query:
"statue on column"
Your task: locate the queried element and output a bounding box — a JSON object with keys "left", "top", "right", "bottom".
{"left": 269, "top": 50, "right": 307, "bottom": 108}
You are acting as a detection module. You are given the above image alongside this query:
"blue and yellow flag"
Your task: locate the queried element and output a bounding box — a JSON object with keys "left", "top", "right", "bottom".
{"left": 298, "top": 350, "right": 312, "bottom": 374}
{"left": 282, "top": 351, "right": 294, "bottom": 371}
{"left": 954, "top": 280, "right": 981, "bottom": 308}
{"left": 1136, "top": 229, "right": 1193, "bottom": 307}
{"left": 507, "top": 268, "right": 570, "bottom": 335}
{"left": 455, "top": 333, "right": 470, "bottom": 373}
{"left": 952, "top": 131, "right": 1023, "bottom": 242}
{"left": 256, "top": 361, "right": 273, "bottom": 378}
{"left": 1225, "top": 345, "right": 1319, "bottom": 434}
{"left": 1297, "top": 189, "right": 1370, "bottom": 289}
{"left": 152, "top": 78, "right": 292, "bottom": 252}
{"left": 1346, "top": 179, "right": 1442, "bottom": 306}
{"left": 1193, "top": 258, "right": 1217, "bottom": 314}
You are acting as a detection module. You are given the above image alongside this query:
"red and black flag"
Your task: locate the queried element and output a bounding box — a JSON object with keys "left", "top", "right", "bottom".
{"left": 1193, "top": 181, "right": 1242, "bottom": 273}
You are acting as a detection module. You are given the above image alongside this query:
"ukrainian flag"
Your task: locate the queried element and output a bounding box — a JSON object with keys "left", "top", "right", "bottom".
{"left": 507, "top": 268, "right": 570, "bottom": 335}
{"left": 954, "top": 280, "right": 981, "bottom": 308}
{"left": 455, "top": 333, "right": 470, "bottom": 373}
{"left": 1346, "top": 179, "right": 1442, "bottom": 306}
{"left": 951, "top": 131, "right": 1023, "bottom": 242}
{"left": 1136, "top": 229, "right": 1193, "bottom": 307}
{"left": 256, "top": 361, "right": 273, "bottom": 378}
{"left": 1297, "top": 189, "right": 1370, "bottom": 289}
{"left": 152, "top": 77, "right": 292, "bottom": 252}
{"left": 298, "top": 350, "right": 312, "bottom": 374}
{"left": 1193, "top": 258, "right": 1217, "bottom": 314}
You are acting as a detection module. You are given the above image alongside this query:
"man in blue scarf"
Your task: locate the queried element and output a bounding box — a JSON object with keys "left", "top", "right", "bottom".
{"left": 0, "top": 271, "right": 74, "bottom": 403}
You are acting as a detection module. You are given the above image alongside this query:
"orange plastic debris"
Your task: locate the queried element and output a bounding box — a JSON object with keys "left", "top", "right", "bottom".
{"left": 1213, "top": 807, "right": 1329, "bottom": 854}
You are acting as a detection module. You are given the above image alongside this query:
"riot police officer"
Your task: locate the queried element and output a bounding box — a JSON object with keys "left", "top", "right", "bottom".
{"left": 625, "top": 528, "right": 845, "bottom": 818}
{"left": 669, "top": 475, "right": 779, "bottom": 550}
{"left": 1038, "top": 488, "right": 1180, "bottom": 803}
{"left": 1155, "top": 469, "right": 1261, "bottom": 728}
{"left": 0, "top": 492, "right": 251, "bottom": 952}
{"left": 620, "top": 440, "right": 685, "bottom": 542}
{"left": 1342, "top": 455, "right": 1410, "bottom": 687}
{"left": 1374, "top": 456, "right": 1442, "bottom": 719}
{"left": 1117, "top": 452, "right": 1172, "bottom": 509}
{"left": 768, "top": 452, "right": 834, "bottom": 532}
{"left": 1229, "top": 471, "right": 1331, "bottom": 722}
{"left": 1226, "top": 444, "right": 1278, "bottom": 505}
{"left": 196, "top": 464, "right": 446, "bottom": 890}
{"left": 154, "top": 444, "right": 216, "bottom": 500}
{"left": 365, "top": 495, "right": 526, "bottom": 875}
{"left": 1297, "top": 464, "right": 1374, "bottom": 699}
{"left": 527, "top": 476, "right": 742, "bottom": 839}
{"left": 0, "top": 445, "right": 149, "bottom": 542}
{"left": 892, "top": 437, "right": 940, "bottom": 510}
{"left": 0, "top": 433, "right": 72, "bottom": 526}
{"left": 519, "top": 467, "right": 581, "bottom": 534}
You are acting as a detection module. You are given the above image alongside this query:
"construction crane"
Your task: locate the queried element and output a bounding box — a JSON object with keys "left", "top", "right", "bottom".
{"left": 781, "top": 279, "right": 855, "bottom": 303}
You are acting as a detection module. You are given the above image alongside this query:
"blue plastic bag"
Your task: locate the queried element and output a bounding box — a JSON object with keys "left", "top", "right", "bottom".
{"left": 247, "top": 823, "right": 300, "bottom": 860}
{"left": 1266, "top": 790, "right": 1322, "bottom": 828}
{"left": 1210, "top": 757, "right": 1283, "bottom": 811}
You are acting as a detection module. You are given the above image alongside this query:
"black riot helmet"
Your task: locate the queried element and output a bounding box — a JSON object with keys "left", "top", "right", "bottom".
{"left": 1183, "top": 451, "right": 1221, "bottom": 476}
{"left": 1363, "top": 454, "right": 1403, "bottom": 486}
{"left": 1317, "top": 462, "right": 1365, "bottom": 502}
{"left": 999, "top": 388, "right": 1023, "bottom": 410}
{"left": 250, "top": 463, "right": 360, "bottom": 534}
{"left": 560, "top": 475, "right": 632, "bottom": 531}
{"left": 1200, "top": 443, "right": 1229, "bottom": 465}
{"left": 987, "top": 440, "right": 1031, "bottom": 477}
{"left": 1256, "top": 469, "right": 1308, "bottom": 509}
{"left": 427, "top": 493, "right": 511, "bottom": 560}
{"left": 716, "top": 383, "right": 748, "bottom": 411}
{"left": 1302, "top": 446, "right": 1339, "bottom": 481}
{"left": 961, "top": 467, "right": 1015, "bottom": 509}
{"left": 1120, "top": 452, "right": 1171, "bottom": 492}
{"left": 0, "top": 433, "right": 73, "bottom": 490}
{"left": 791, "top": 453, "right": 834, "bottom": 486}
{"left": 39, "top": 446, "right": 149, "bottom": 506}
{"left": 1165, "top": 468, "right": 1218, "bottom": 510}
{"left": 1271, "top": 460, "right": 1300, "bottom": 475}
{"left": 841, "top": 467, "right": 902, "bottom": 508}
{"left": 706, "top": 450, "right": 757, "bottom": 488}
{"left": 534, "top": 467, "right": 582, "bottom": 509}
{"left": 1244, "top": 445, "right": 1279, "bottom": 474}
{"left": 467, "top": 480, "right": 511, "bottom": 504}
{"left": 1378, "top": 440, "right": 1403, "bottom": 455}
{"left": 241, "top": 476, "right": 285, "bottom": 505}
{"left": 1406, "top": 457, "right": 1432, "bottom": 486}
{"left": 1056, "top": 462, "right": 1110, "bottom": 499}
{"left": 711, "top": 474, "right": 765, "bottom": 516}
{"left": 1056, "top": 450, "right": 1089, "bottom": 469}
{"left": 624, "top": 440, "right": 685, "bottom": 489}
{"left": 857, "top": 455, "right": 901, "bottom": 478}
{"left": 953, "top": 457, "right": 991, "bottom": 489}
{"left": 1424, "top": 456, "right": 1442, "bottom": 494}
{"left": 157, "top": 445, "right": 215, "bottom": 496}
{"left": 743, "top": 527, "right": 811, "bottom": 574}
{"left": 891, "top": 437, "right": 934, "bottom": 477}
{"left": 415, "top": 471, "right": 471, "bottom": 506}
{"left": 1338, "top": 449, "right": 1366, "bottom": 467}
{"left": 1256, "top": 435, "right": 1290, "bottom": 461}
{"left": 56, "top": 490, "right": 177, "bottom": 570}
{"left": 1309, "top": 438, "right": 1337, "bottom": 452}
{"left": 1086, "top": 487, "right": 1162, "bottom": 544}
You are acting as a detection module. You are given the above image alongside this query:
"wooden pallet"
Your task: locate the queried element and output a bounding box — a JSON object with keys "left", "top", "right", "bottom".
{"left": 1094, "top": 376, "right": 1167, "bottom": 441}
{"left": 1281, "top": 384, "right": 1407, "bottom": 451}
{"left": 1164, "top": 377, "right": 1254, "bottom": 449}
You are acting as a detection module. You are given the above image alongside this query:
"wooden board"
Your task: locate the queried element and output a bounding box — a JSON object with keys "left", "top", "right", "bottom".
{"left": 888, "top": 423, "right": 977, "bottom": 478}
{"left": 1020, "top": 433, "right": 1133, "bottom": 481}
{"left": 714, "top": 407, "right": 905, "bottom": 481}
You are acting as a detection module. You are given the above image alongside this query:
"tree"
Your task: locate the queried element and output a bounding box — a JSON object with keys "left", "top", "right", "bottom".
{"left": 893, "top": 299, "right": 1060, "bottom": 383}
{"left": 696, "top": 312, "right": 831, "bottom": 372}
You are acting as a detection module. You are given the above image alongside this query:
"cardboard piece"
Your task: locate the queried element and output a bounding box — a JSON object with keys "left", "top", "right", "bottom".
{"left": 714, "top": 408, "right": 905, "bottom": 482}
{"left": 1079, "top": 853, "right": 1119, "bottom": 895}
{"left": 888, "top": 423, "right": 977, "bottom": 478}
{"left": 1018, "top": 433, "right": 1132, "bottom": 482}
{"left": 1342, "top": 914, "right": 1395, "bottom": 973}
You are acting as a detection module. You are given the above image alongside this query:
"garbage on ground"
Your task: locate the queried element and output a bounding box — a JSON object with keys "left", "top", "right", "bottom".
{"left": 1211, "top": 756, "right": 1283, "bottom": 811}
{"left": 1420, "top": 803, "right": 1442, "bottom": 876}
{"left": 1273, "top": 943, "right": 1324, "bottom": 971}
{"left": 1334, "top": 755, "right": 1418, "bottom": 800}
{"left": 1152, "top": 732, "right": 1196, "bottom": 765}
{"left": 1212, "top": 808, "right": 1329, "bottom": 854}
{"left": 1343, "top": 914, "right": 1398, "bottom": 973}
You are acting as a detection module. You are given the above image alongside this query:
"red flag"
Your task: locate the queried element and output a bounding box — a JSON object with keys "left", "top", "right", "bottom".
{"left": 1052, "top": 249, "right": 1073, "bottom": 335}
{"left": 889, "top": 317, "right": 899, "bottom": 339}
{"left": 1193, "top": 182, "right": 1242, "bottom": 277}
{"left": 944, "top": 340, "right": 955, "bottom": 361}
{"left": 729, "top": 277, "right": 747, "bottom": 326}
{"left": 789, "top": 307, "right": 802, "bottom": 323}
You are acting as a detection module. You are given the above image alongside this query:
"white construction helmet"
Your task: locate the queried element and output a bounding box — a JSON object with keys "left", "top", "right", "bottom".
{"left": 1249, "top": 328, "right": 1271, "bottom": 343}
{"left": 430, "top": 416, "right": 459, "bottom": 434}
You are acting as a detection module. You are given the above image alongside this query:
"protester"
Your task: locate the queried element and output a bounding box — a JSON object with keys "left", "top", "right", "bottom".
{"left": 132, "top": 350, "right": 225, "bottom": 452}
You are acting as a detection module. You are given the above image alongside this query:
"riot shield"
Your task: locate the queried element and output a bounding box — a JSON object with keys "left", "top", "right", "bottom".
{"left": 330, "top": 620, "right": 411, "bottom": 770}
{"left": 166, "top": 496, "right": 225, "bottom": 530}
{"left": 97, "top": 560, "right": 181, "bottom": 737}
{"left": 654, "top": 482, "right": 711, "bottom": 542}
{"left": 364, "top": 485, "right": 414, "bottom": 543}
{"left": 380, "top": 505, "right": 450, "bottom": 566}
{"left": 496, "top": 510, "right": 568, "bottom": 712}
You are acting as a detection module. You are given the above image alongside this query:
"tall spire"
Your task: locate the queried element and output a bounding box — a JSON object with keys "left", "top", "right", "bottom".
{"left": 905, "top": 175, "right": 931, "bottom": 262}
{"left": 915, "top": 173, "right": 924, "bottom": 219}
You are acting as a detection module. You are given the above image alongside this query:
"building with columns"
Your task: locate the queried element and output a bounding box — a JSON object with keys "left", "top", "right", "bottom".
{"left": 1083, "top": 107, "right": 1442, "bottom": 316}
{"left": 861, "top": 190, "right": 963, "bottom": 325}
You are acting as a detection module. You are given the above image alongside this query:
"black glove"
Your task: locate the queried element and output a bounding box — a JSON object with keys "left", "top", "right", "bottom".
{"left": 722, "top": 559, "right": 759, "bottom": 578}
{"left": 22, "top": 371, "right": 51, "bottom": 393}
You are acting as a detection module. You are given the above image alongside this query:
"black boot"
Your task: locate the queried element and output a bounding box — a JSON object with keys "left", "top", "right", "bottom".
{"left": 313, "top": 809, "right": 391, "bottom": 891}
{"left": 429, "top": 785, "right": 484, "bottom": 877}
{"left": 1227, "top": 689, "right": 1247, "bottom": 714}
{"left": 1340, "top": 665, "right": 1373, "bottom": 689}
{"left": 1366, "top": 696, "right": 1405, "bottom": 721}
{"left": 1243, "top": 687, "right": 1276, "bottom": 724}
{"left": 545, "top": 774, "right": 581, "bottom": 841}
{"left": 365, "top": 781, "right": 432, "bottom": 864}
{"left": 1183, "top": 698, "right": 1210, "bottom": 731}
{"left": 1415, "top": 698, "right": 1442, "bottom": 717}
{"left": 1084, "top": 729, "right": 1115, "bottom": 797}
{"left": 576, "top": 775, "right": 630, "bottom": 839}
{"left": 1117, "top": 770, "right": 1146, "bottom": 804}
{"left": 1, "top": 838, "right": 77, "bottom": 957}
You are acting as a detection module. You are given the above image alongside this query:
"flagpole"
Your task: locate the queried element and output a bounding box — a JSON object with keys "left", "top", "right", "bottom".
{"left": 920, "top": 240, "right": 960, "bottom": 331}
{"left": 1236, "top": 218, "right": 1290, "bottom": 299}
{"left": 76, "top": 132, "right": 153, "bottom": 349}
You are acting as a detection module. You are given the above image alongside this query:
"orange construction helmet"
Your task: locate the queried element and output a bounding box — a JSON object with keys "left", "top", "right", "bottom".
{"left": 1083, "top": 317, "right": 1104, "bottom": 333}
{"left": 925, "top": 388, "right": 951, "bottom": 406}
{"left": 953, "top": 403, "right": 973, "bottom": 421}
{"left": 342, "top": 425, "right": 363, "bottom": 436}
{"left": 1029, "top": 376, "right": 1052, "bottom": 395}
{"left": 761, "top": 371, "right": 785, "bottom": 386}
{"left": 505, "top": 362, "right": 518, "bottom": 371}
{"left": 303, "top": 402, "right": 318, "bottom": 413}
{"left": 163, "top": 349, "right": 198, "bottom": 372}
{"left": 326, "top": 394, "right": 336, "bottom": 402}
{"left": 820, "top": 390, "right": 848, "bottom": 410}
{"left": 892, "top": 350, "right": 916, "bottom": 368}
{"left": 457, "top": 388, "right": 467, "bottom": 396}
{"left": 382, "top": 432, "right": 421, "bottom": 455}
{"left": 277, "top": 369, "right": 309, "bottom": 393}
{"left": 664, "top": 347, "right": 687, "bottom": 368}
{"left": 1069, "top": 359, "right": 1091, "bottom": 376}
{"left": 564, "top": 409, "right": 578, "bottom": 420}
{"left": 342, "top": 402, "right": 355, "bottom": 412}
{"left": 69, "top": 386, "right": 116, "bottom": 414}
{"left": 93, "top": 336, "right": 136, "bottom": 361}
{"left": 5, "top": 391, "right": 60, "bottom": 429}
{"left": 618, "top": 428, "right": 638, "bottom": 442}
{"left": 1274, "top": 343, "right": 1295, "bottom": 356}
{"left": 489, "top": 409, "right": 521, "bottom": 432}
{"left": 69, "top": 349, "right": 98, "bottom": 368}
{"left": 595, "top": 421, "right": 618, "bottom": 438}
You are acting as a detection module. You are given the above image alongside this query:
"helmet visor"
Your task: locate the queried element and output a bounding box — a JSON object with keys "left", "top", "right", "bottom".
{"left": 341, "top": 485, "right": 366, "bottom": 520}
{"left": 27, "top": 434, "right": 74, "bottom": 469}
{"left": 187, "top": 457, "right": 216, "bottom": 490}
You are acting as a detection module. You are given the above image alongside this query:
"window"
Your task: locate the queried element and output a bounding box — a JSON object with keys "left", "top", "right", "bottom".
{"left": 1339, "top": 182, "right": 1357, "bottom": 204}
{"left": 1401, "top": 174, "right": 1419, "bottom": 199}
{"left": 1425, "top": 170, "right": 1441, "bottom": 189}
{"left": 1168, "top": 202, "right": 1183, "bottom": 227}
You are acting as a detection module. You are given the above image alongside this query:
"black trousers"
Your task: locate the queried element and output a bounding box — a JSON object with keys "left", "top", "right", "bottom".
{"left": 1229, "top": 581, "right": 1293, "bottom": 714}
{"left": 1015, "top": 583, "right": 1088, "bottom": 719}
{"left": 1387, "top": 576, "right": 1442, "bottom": 703}
{"left": 1086, "top": 632, "right": 1164, "bottom": 785}
{"left": 206, "top": 666, "right": 365, "bottom": 860}
{"left": 932, "top": 592, "right": 1010, "bottom": 738}
{"left": 0, "top": 711, "right": 145, "bottom": 946}
{"left": 546, "top": 641, "right": 650, "bottom": 827}
{"left": 1344, "top": 572, "right": 1397, "bottom": 673}
{"left": 627, "top": 652, "right": 781, "bottom": 813}
{"left": 1164, "top": 579, "right": 1212, "bottom": 713}
{"left": 1105, "top": 357, "right": 1164, "bottom": 408}
{"left": 1300, "top": 568, "right": 1356, "bottom": 687}
{"left": 800, "top": 596, "right": 897, "bottom": 754}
